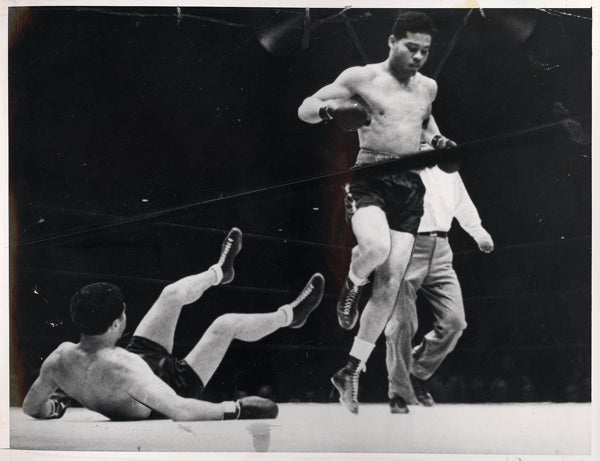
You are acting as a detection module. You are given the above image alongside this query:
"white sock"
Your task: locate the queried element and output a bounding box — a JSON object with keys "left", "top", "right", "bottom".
{"left": 277, "top": 304, "right": 293, "bottom": 327}
{"left": 349, "top": 336, "right": 375, "bottom": 363}
{"left": 209, "top": 264, "right": 223, "bottom": 285}
{"left": 222, "top": 401, "right": 240, "bottom": 420}
{"left": 348, "top": 267, "right": 367, "bottom": 286}
{"left": 222, "top": 401, "right": 238, "bottom": 413}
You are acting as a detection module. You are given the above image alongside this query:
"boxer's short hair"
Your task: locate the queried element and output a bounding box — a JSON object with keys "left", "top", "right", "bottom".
{"left": 392, "top": 12, "right": 437, "bottom": 39}
{"left": 70, "top": 282, "right": 125, "bottom": 335}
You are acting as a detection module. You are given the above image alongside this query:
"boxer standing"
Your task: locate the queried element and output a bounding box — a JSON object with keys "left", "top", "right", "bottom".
{"left": 298, "top": 12, "right": 456, "bottom": 413}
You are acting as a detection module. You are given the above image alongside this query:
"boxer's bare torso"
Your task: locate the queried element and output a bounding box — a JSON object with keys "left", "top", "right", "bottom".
{"left": 350, "top": 65, "right": 436, "bottom": 156}
{"left": 298, "top": 32, "right": 437, "bottom": 159}
{"left": 32, "top": 342, "right": 153, "bottom": 420}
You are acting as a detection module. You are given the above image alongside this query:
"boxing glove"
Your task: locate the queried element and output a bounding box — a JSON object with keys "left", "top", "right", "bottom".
{"left": 431, "top": 134, "right": 457, "bottom": 150}
{"left": 319, "top": 99, "right": 371, "bottom": 132}
{"left": 431, "top": 135, "right": 461, "bottom": 172}
{"left": 46, "top": 397, "right": 68, "bottom": 419}
{"left": 223, "top": 396, "right": 279, "bottom": 420}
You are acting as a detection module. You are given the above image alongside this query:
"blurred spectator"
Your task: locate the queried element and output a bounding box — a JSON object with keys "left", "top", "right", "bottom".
{"left": 233, "top": 388, "right": 248, "bottom": 400}
{"left": 257, "top": 384, "right": 275, "bottom": 401}
{"left": 488, "top": 354, "right": 534, "bottom": 402}
{"left": 428, "top": 372, "right": 467, "bottom": 403}
{"left": 519, "top": 382, "right": 538, "bottom": 402}
{"left": 469, "top": 374, "right": 491, "bottom": 403}
{"left": 564, "top": 383, "right": 580, "bottom": 402}
{"left": 490, "top": 378, "right": 510, "bottom": 402}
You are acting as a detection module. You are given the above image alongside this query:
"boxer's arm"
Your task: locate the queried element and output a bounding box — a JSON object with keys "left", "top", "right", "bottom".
{"left": 126, "top": 358, "right": 225, "bottom": 421}
{"left": 23, "top": 352, "right": 64, "bottom": 419}
{"left": 423, "top": 114, "right": 460, "bottom": 172}
{"left": 420, "top": 79, "right": 456, "bottom": 149}
{"left": 422, "top": 112, "right": 440, "bottom": 144}
{"left": 298, "top": 67, "right": 364, "bottom": 124}
{"left": 422, "top": 114, "right": 457, "bottom": 149}
{"left": 424, "top": 122, "right": 456, "bottom": 151}
{"left": 126, "top": 358, "right": 277, "bottom": 421}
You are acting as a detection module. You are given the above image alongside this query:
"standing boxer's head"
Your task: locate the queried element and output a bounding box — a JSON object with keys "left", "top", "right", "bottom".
{"left": 70, "top": 282, "right": 126, "bottom": 337}
{"left": 388, "top": 12, "right": 437, "bottom": 77}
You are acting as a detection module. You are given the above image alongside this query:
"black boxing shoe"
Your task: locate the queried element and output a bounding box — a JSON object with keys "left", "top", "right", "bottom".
{"left": 410, "top": 374, "right": 435, "bottom": 407}
{"left": 336, "top": 277, "right": 365, "bottom": 330}
{"left": 288, "top": 273, "right": 325, "bottom": 329}
{"left": 389, "top": 395, "right": 409, "bottom": 414}
{"left": 217, "top": 228, "right": 242, "bottom": 285}
{"left": 331, "top": 359, "right": 363, "bottom": 414}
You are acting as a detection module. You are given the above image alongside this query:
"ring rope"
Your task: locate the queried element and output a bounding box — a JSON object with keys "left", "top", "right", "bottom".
{"left": 433, "top": 9, "right": 473, "bottom": 80}
{"left": 18, "top": 118, "right": 584, "bottom": 251}
{"left": 22, "top": 204, "right": 591, "bottom": 256}
{"left": 22, "top": 267, "right": 587, "bottom": 305}
{"left": 224, "top": 342, "right": 589, "bottom": 353}
{"left": 21, "top": 266, "right": 338, "bottom": 298}
{"left": 452, "top": 234, "right": 590, "bottom": 258}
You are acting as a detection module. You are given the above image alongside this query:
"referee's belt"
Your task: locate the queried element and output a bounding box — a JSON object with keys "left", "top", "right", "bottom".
{"left": 417, "top": 231, "right": 448, "bottom": 238}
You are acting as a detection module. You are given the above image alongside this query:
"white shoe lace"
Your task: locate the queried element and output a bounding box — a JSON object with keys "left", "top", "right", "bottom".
{"left": 343, "top": 284, "right": 359, "bottom": 317}
{"left": 289, "top": 281, "right": 314, "bottom": 308}
{"left": 218, "top": 237, "right": 233, "bottom": 266}
{"left": 351, "top": 369, "right": 360, "bottom": 403}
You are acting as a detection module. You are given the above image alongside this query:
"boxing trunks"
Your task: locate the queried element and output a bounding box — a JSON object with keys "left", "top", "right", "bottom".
{"left": 127, "top": 336, "right": 204, "bottom": 400}
{"left": 344, "top": 148, "right": 425, "bottom": 234}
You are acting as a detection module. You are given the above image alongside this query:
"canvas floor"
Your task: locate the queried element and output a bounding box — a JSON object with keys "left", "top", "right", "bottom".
{"left": 10, "top": 402, "right": 591, "bottom": 455}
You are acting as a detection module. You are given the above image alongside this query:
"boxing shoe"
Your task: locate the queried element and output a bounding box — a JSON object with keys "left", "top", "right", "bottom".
{"left": 223, "top": 396, "right": 279, "bottom": 420}
{"left": 331, "top": 359, "right": 363, "bottom": 414}
{"left": 288, "top": 273, "right": 325, "bottom": 329}
{"left": 410, "top": 374, "right": 435, "bottom": 407}
{"left": 336, "top": 277, "right": 365, "bottom": 330}
{"left": 389, "top": 395, "right": 409, "bottom": 414}
{"left": 216, "top": 228, "right": 242, "bottom": 284}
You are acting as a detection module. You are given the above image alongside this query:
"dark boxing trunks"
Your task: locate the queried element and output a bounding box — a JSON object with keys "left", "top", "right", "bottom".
{"left": 127, "top": 335, "right": 204, "bottom": 402}
{"left": 344, "top": 149, "right": 425, "bottom": 234}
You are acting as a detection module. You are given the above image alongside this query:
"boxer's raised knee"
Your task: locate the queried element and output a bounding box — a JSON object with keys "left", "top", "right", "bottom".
{"left": 357, "top": 236, "right": 390, "bottom": 267}
{"left": 159, "top": 283, "right": 181, "bottom": 304}
{"left": 207, "top": 313, "right": 243, "bottom": 339}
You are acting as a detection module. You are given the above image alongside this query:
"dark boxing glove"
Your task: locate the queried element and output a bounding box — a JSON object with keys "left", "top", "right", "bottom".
{"left": 319, "top": 99, "right": 371, "bottom": 132}
{"left": 46, "top": 397, "right": 68, "bottom": 419}
{"left": 431, "top": 134, "right": 457, "bottom": 150}
{"left": 431, "top": 135, "right": 461, "bottom": 172}
{"left": 223, "top": 396, "right": 279, "bottom": 420}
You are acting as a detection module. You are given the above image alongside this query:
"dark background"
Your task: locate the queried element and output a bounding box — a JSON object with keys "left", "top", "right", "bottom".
{"left": 9, "top": 7, "right": 592, "bottom": 406}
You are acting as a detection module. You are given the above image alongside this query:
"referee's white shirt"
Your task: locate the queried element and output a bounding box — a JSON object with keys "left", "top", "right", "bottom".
{"left": 418, "top": 166, "right": 487, "bottom": 240}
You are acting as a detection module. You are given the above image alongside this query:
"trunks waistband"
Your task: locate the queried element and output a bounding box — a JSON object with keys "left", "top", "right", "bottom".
{"left": 417, "top": 231, "right": 448, "bottom": 238}
{"left": 356, "top": 148, "right": 419, "bottom": 173}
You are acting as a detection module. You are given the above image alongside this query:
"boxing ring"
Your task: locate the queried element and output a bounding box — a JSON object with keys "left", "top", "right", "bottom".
{"left": 10, "top": 403, "right": 591, "bottom": 454}
{"left": 8, "top": 6, "right": 594, "bottom": 460}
